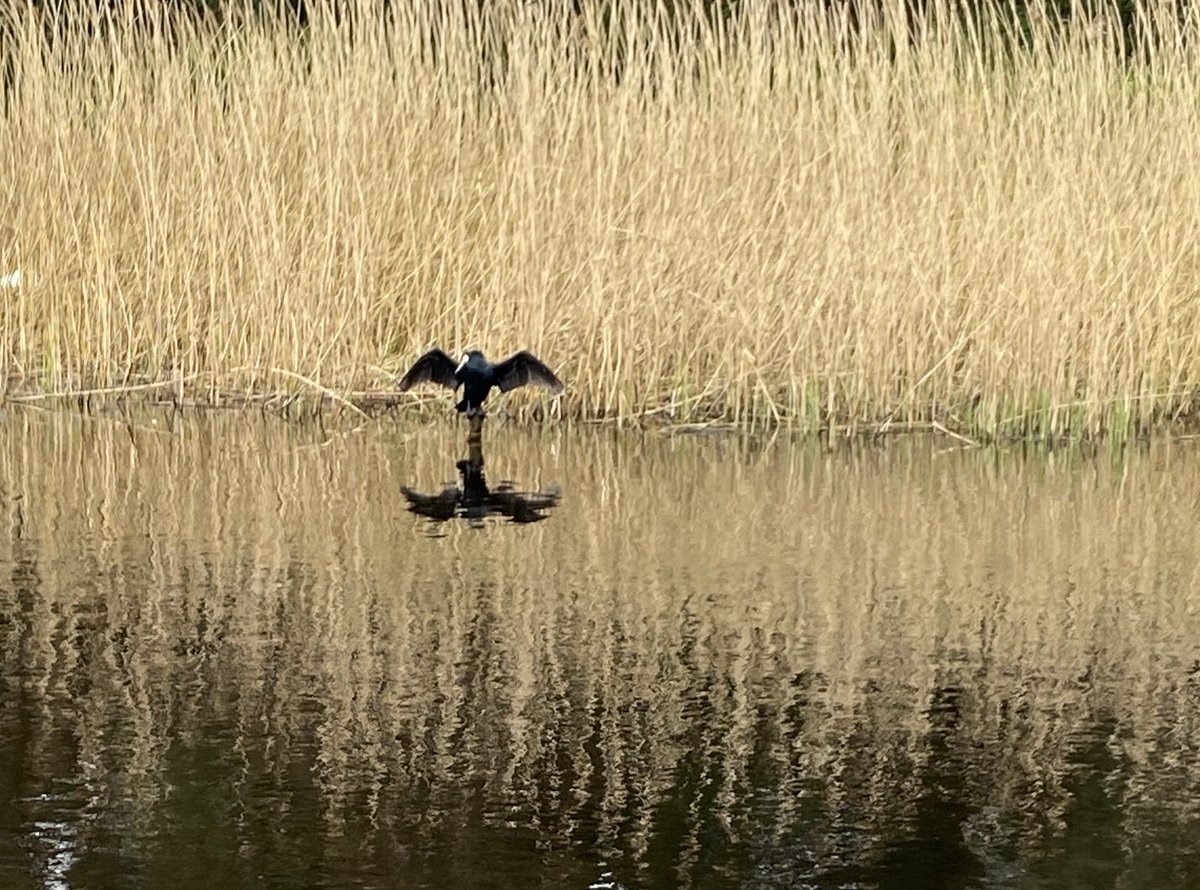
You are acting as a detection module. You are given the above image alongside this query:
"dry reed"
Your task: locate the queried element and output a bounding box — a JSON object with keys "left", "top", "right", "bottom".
{"left": 2, "top": 0, "right": 1200, "bottom": 437}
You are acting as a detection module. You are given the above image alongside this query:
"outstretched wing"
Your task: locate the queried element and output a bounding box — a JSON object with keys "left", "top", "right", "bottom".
{"left": 396, "top": 349, "right": 459, "bottom": 391}
{"left": 493, "top": 351, "right": 564, "bottom": 394}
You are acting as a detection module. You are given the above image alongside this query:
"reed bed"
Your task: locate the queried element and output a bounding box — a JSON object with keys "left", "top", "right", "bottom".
{"left": 2, "top": 0, "right": 1200, "bottom": 437}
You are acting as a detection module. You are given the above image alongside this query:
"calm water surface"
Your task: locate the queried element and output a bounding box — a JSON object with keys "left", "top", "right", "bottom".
{"left": 0, "top": 412, "right": 1198, "bottom": 889}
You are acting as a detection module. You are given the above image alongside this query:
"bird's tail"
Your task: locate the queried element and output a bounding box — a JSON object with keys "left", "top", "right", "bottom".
{"left": 455, "top": 398, "right": 468, "bottom": 413}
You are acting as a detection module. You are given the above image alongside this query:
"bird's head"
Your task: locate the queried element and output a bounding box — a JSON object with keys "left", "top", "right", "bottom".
{"left": 457, "top": 350, "right": 485, "bottom": 372}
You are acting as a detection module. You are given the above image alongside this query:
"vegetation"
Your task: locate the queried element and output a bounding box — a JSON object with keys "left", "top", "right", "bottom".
{"left": 2, "top": 0, "right": 1200, "bottom": 438}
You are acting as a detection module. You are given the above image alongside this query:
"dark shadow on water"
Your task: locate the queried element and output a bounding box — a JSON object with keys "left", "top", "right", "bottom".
{"left": 401, "top": 419, "right": 561, "bottom": 529}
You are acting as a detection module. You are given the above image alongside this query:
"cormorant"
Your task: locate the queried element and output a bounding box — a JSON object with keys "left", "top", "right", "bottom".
{"left": 397, "top": 348, "right": 564, "bottom": 417}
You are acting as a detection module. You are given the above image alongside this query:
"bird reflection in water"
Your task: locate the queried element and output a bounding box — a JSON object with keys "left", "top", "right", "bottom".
{"left": 401, "top": 416, "right": 561, "bottom": 528}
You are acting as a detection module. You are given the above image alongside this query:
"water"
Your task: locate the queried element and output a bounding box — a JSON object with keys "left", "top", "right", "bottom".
{"left": 0, "top": 411, "right": 1198, "bottom": 889}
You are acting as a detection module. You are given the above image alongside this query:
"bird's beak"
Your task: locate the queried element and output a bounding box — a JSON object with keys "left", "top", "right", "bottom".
{"left": 456, "top": 354, "right": 468, "bottom": 373}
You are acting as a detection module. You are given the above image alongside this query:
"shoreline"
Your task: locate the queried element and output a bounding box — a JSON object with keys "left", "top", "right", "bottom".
{"left": 0, "top": 380, "right": 1187, "bottom": 445}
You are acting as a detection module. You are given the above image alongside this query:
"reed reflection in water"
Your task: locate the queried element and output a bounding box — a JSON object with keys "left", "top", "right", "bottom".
{"left": 0, "top": 412, "right": 1198, "bottom": 889}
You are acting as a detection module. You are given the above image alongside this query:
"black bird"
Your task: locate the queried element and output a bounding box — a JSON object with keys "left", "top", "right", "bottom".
{"left": 396, "top": 348, "right": 564, "bottom": 417}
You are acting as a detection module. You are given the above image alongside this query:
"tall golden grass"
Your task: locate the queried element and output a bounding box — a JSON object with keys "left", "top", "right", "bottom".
{"left": 3, "top": 0, "right": 1200, "bottom": 436}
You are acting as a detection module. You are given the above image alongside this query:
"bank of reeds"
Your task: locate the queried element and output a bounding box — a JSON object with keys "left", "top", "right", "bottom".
{"left": 2, "top": 0, "right": 1200, "bottom": 438}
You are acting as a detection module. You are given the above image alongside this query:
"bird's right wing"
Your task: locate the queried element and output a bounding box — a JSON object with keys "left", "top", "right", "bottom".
{"left": 396, "top": 349, "right": 459, "bottom": 391}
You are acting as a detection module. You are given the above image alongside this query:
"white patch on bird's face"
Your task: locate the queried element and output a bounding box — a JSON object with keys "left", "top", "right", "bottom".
{"left": 456, "top": 353, "right": 469, "bottom": 373}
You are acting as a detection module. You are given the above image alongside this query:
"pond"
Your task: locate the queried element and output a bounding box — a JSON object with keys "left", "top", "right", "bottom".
{"left": 0, "top": 412, "right": 1197, "bottom": 889}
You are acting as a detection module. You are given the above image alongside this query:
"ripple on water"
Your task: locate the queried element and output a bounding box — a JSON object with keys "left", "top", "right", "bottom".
{"left": 0, "top": 415, "right": 1198, "bottom": 888}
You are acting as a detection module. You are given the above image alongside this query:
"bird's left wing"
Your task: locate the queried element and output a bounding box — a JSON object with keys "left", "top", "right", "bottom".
{"left": 396, "top": 349, "right": 460, "bottom": 391}
{"left": 493, "top": 351, "right": 565, "bottom": 394}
